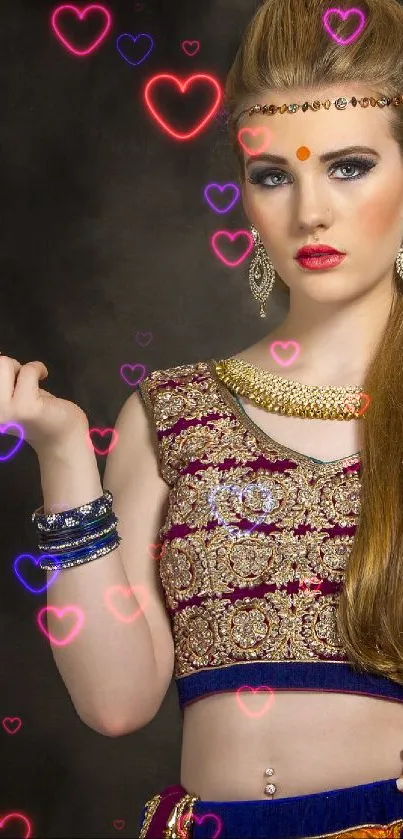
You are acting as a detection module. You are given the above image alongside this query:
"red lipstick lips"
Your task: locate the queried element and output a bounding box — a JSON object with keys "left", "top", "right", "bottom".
{"left": 295, "top": 244, "right": 344, "bottom": 258}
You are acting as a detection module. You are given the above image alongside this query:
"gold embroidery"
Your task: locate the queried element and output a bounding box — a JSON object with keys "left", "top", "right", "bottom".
{"left": 139, "top": 360, "right": 362, "bottom": 682}
{"left": 138, "top": 793, "right": 162, "bottom": 838}
{"left": 309, "top": 818, "right": 403, "bottom": 837}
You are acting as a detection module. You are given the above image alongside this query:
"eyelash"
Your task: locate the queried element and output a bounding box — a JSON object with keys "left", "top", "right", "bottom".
{"left": 247, "top": 156, "right": 376, "bottom": 189}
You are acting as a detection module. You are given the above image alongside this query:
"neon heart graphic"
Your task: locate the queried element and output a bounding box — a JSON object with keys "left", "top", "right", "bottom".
{"left": 37, "top": 605, "right": 85, "bottom": 647}
{"left": 13, "top": 553, "right": 59, "bottom": 594}
{"left": 0, "top": 813, "right": 32, "bottom": 838}
{"left": 237, "top": 127, "right": 272, "bottom": 156}
{"left": 0, "top": 423, "right": 24, "bottom": 461}
{"left": 236, "top": 685, "right": 275, "bottom": 719}
{"left": 51, "top": 4, "right": 112, "bottom": 57}
{"left": 322, "top": 7, "right": 366, "bottom": 46}
{"left": 204, "top": 183, "right": 240, "bottom": 215}
{"left": 134, "top": 331, "right": 153, "bottom": 347}
{"left": 211, "top": 230, "right": 253, "bottom": 267}
{"left": 208, "top": 482, "right": 275, "bottom": 539}
{"left": 2, "top": 717, "right": 22, "bottom": 735}
{"left": 345, "top": 392, "right": 371, "bottom": 417}
{"left": 178, "top": 812, "right": 222, "bottom": 839}
{"left": 120, "top": 363, "right": 146, "bottom": 387}
{"left": 113, "top": 819, "right": 126, "bottom": 830}
{"left": 181, "top": 40, "right": 200, "bottom": 56}
{"left": 104, "top": 584, "right": 149, "bottom": 623}
{"left": 147, "top": 542, "right": 166, "bottom": 561}
{"left": 144, "top": 73, "right": 222, "bottom": 141}
{"left": 116, "top": 33, "right": 154, "bottom": 66}
{"left": 269, "top": 340, "right": 300, "bottom": 367}
{"left": 88, "top": 427, "right": 119, "bottom": 455}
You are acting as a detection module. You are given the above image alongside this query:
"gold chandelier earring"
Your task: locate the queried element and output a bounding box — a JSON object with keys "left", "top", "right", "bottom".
{"left": 248, "top": 225, "right": 276, "bottom": 318}
{"left": 395, "top": 242, "right": 403, "bottom": 285}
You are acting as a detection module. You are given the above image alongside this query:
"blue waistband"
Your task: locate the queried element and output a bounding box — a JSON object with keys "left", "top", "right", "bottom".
{"left": 175, "top": 660, "right": 403, "bottom": 709}
{"left": 191, "top": 776, "right": 403, "bottom": 838}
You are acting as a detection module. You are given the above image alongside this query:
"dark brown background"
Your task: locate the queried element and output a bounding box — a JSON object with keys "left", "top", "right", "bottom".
{"left": 0, "top": 1, "right": 288, "bottom": 836}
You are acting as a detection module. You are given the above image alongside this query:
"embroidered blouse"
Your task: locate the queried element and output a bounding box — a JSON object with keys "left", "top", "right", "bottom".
{"left": 138, "top": 359, "right": 403, "bottom": 710}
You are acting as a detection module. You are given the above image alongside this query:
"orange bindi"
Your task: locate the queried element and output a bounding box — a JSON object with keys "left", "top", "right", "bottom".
{"left": 296, "top": 146, "right": 311, "bottom": 160}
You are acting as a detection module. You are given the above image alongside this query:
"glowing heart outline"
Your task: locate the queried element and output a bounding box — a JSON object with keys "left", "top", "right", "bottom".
{"left": 269, "top": 340, "right": 301, "bottom": 368}
{"left": 144, "top": 73, "right": 222, "bottom": 141}
{"left": 236, "top": 685, "right": 275, "bottom": 719}
{"left": 88, "top": 427, "right": 119, "bottom": 456}
{"left": 178, "top": 811, "right": 222, "bottom": 839}
{"left": 2, "top": 717, "right": 22, "bottom": 735}
{"left": 0, "top": 423, "right": 24, "bottom": 461}
{"left": 345, "top": 392, "right": 371, "bottom": 417}
{"left": 0, "top": 813, "right": 32, "bottom": 838}
{"left": 104, "top": 584, "right": 149, "bottom": 623}
{"left": 322, "top": 6, "right": 366, "bottom": 46}
{"left": 204, "top": 183, "right": 240, "bottom": 215}
{"left": 211, "top": 229, "right": 253, "bottom": 267}
{"left": 116, "top": 33, "right": 154, "bottom": 66}
{"left": 51, "top": 4, "right": 112, "bottom": 57}
{"left": 120, "top": 363, "right": 147, "bottom": 387}
{"left": 13, "top": 553, "right": 59, "bottom": 594}
{"left": 37, "top": 605, "right": 85, "bottom": 647}
{"left": 181, "top": 40, "right": 200, "bottom": 57}
{"left": 237, "top": 127, "right": 272, "bottom": 156}
{"left": 208, "top": 482, "right": 275, "bottom": 539}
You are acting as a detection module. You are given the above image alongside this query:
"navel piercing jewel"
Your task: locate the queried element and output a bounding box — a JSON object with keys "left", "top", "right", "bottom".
{"left": 264, "top": 767, "right": 276, "bottom": 798}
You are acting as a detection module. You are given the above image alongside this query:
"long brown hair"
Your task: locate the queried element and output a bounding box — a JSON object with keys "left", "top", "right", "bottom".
{"left": 225, "top": 0, "right": 403, "bottom": 684}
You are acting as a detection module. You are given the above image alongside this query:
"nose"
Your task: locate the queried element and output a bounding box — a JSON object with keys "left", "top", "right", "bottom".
{"left": 293, "top": 178, "right": 332, "bottom": 235}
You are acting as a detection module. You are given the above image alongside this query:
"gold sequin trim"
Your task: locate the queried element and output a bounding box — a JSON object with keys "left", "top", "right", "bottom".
{"left": 138, "top": 793, "right": 162, "bottom": 838}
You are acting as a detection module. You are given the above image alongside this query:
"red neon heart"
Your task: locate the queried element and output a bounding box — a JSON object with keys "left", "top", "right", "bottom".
{"left": 0, "top": 813, "right": 32, "bottom": 837}
{"left": 237, "top": 127, "right": 272, "bottom": 156}
{"left": 345, "top": 392, "right": 371, "bottom": 417}
{"left": 144, "top": 74, "right": 222, "bottom": 141}
{"left": 236, "top": 685, "right": 275, "bottom": 718}
{"left": 113, "top": 819, "right": 126, "bottom": 830}
{"left": 211, "top": 229, "right": 253, "bottom": 267}
{"left": 51, "top": 4, "right": 112, "bottom": 57}
{"left": 2, "top": 717, "right": 22, "bottom": 735}
{"left": 104, "top": 585, "right": 149, "bottom": 623}
{"left": 181, "top": 40, "right": 200, "bottom": 56}
{"left": 147, "top": 542, "right": 166, "bottom": 561}
{"left": 88, "top": 427, "right": 119, "bottom": 455}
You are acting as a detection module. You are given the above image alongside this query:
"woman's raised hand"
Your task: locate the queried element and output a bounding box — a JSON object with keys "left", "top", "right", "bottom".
{"left": 0, "top": 356, "right": 89, "bottom": 457}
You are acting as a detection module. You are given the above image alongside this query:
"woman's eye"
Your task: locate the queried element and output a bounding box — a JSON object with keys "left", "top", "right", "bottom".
{"left": 247, "top": 158, "right": 376, "bottom": 189}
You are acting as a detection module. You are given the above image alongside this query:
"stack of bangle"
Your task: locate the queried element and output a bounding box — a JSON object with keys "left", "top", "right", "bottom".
{"left": 32, "top": 489, "right": 122, "bottom": 571}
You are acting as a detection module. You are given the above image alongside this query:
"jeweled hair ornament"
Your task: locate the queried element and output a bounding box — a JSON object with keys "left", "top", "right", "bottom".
{"left": 234, "top": 94, "right": 403, "bottom": 125}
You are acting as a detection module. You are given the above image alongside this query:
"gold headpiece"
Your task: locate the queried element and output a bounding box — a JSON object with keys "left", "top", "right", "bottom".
{"left": 235, "top": 94, "right": 403, "bottom": 124}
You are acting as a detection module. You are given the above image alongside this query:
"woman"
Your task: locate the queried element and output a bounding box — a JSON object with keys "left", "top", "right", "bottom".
{"left": 7, "top": 0, "right": 403, "bottom": 836}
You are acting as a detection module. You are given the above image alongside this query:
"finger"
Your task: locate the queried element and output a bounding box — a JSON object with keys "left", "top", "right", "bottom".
{"left": 0, "top": 357, "right": 23, "bottom": 401}
{"left": 12, "top": 362, "right": 48, "bottom": 405}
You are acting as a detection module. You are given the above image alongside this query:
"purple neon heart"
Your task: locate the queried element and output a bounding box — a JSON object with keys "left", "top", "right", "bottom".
{"left": 0, "top": 424, "right": 24, "bottom": 461}
{"left": 116, "top": 33, "right": 154, "bottom": 66}
{"left": 204, "top": 183, "right": 240, "bottom": 215}
{"left": 120, "top": 363, "right": 146, "bottom": 387}
{"left": 322, "top": 7, "right": 366, "bottom": 46}
{"left": 14, "top": 554, "right": 59, "bottom": 594}
{"left": 134, "top": 331, "right": 153, "bottom": 347}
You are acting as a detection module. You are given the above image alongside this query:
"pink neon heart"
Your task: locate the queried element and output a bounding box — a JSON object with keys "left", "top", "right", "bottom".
{"left": 236, "top": 685, "right": 275, "bottom": 718}
{"left": 0, "top": 813, "right": 32, "bottom": 837}
{"left": 2, "top": 717, "right": 22, "bottom": 735}
{"left": 88, "top": 427, "right": 119, "bottom": 456}
{"left": 37, "top": 605, "right": 84, "bottom": 647}
{"left": 113, "top": 819, "right": 125, "bottom": 830}
{"left": 179, "top": 812, "right": 222, "bottom": 839}
{"left": 120, "top": 363, "right": 146, "bottom": 387}
{"left": 104, "top": 585, "right": 149, "bottom": 623}
{"left": 181, "top": 40, "right": 200, "bottom": 56}
{"left": 144, "top": 74, "right": 222, "bottom": 141}
{"left": 237, "top": 127, "right": 272, "bottom": 156}
{"left": 211, "top": 230, "right": 253, "bottom": 267}
{"left": 134, "top": 331, "right": 153, "bottom": 347}
{"left": 51, "top": 4, "right": 112, "bottom": 57}
{"left": 269, "top": 340, "right": 300, "bottom": 367}
{"left": 322, "top": 7, "right": 366, "bottom": 46}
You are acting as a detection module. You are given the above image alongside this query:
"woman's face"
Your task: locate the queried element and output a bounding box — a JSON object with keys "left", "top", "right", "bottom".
{"left": 240, "top": 84, "right": 403, "bottom": 305}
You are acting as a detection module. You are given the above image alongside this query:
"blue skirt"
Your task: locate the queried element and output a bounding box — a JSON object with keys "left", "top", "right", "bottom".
{"left": 189, "top": 777, "right": 403, "bottom": 838}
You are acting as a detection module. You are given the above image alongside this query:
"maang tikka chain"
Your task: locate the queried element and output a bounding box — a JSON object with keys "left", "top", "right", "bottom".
{"left": 249, "top": 226, "right": 403, "bottom": 318}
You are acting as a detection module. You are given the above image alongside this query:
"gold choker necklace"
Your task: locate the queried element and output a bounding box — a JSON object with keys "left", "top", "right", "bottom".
{"left": 213, "top": 358, "right": 368, "bottom": 421}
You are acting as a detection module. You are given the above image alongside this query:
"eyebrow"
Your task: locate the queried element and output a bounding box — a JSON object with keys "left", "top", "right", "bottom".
{"left": 245, "top": 145, "right": 380, "bottom": 166}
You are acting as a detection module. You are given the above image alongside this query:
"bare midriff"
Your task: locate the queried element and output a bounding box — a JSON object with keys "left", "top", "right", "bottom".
{"left": 180, "top": 691, "right": 403, "bottom": 801}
